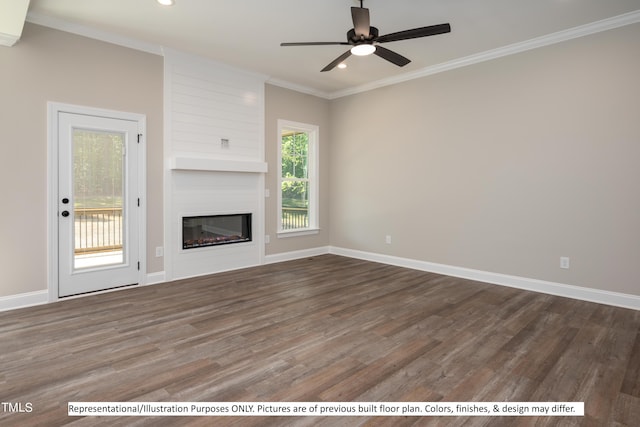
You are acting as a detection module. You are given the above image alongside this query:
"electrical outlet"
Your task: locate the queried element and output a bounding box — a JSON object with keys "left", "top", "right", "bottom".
{"left": 385, "top": 235, "right": 392, "bottom": 244}
{"left": 155, "top": 246, "right": 164, "bottom": 257}
{"left": 560, "top": 257, "right": 570, "bottom": 269}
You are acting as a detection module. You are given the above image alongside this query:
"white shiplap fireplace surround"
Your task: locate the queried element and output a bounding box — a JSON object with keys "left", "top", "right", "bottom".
{"left": 164, "top": 50, "right": 268, "bottom": 281}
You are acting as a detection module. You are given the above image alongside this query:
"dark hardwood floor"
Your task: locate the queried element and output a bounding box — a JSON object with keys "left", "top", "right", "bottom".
{"left": 1, "top": 254, "right": 638, "bottom": 426}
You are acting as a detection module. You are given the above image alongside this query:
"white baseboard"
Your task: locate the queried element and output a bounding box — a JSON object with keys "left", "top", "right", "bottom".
{"left": 329, "top": 246, "right": 640, "bottom": 311}
{"left": 4, "top": 249, "right": 637, "bottom": 312}
{"left": 145, "top": 271, "right": 166, "bottom": 286}
{"left": 0, "top": 272, "right": 167, "bottom": 313}
{"left": 0, "top": 290, "right": 49, "bottom": 312}
{"left": 264, "top": 246, "right": 330, "bottom": 264}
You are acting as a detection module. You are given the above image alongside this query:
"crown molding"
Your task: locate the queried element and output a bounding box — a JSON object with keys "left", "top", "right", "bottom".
{"left": 265, "top": 77, "right": 332, "bottom": 100}
{"left": 25, "top": 10, "right": 330, "bottom": 99}
{"left": 0, "top": 31, "right": 21, "bottom": 46}
{"left": 26, "top": 11, "right": 163, "bottom": 55}
{"left": 26, "top": 9, "right": 640, "bottom": 101}
{"left": 327, "top": 9, "right": 640, "bottom": 99}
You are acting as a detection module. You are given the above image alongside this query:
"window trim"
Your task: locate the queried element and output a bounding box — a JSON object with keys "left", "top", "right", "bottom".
{"left": 277, "top": 119, "right": 319, "bottom": 236}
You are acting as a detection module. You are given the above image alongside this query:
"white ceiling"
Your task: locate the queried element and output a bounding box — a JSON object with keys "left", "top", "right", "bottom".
{"left": 26, "top": 0, "right": 640, "bottom": 98}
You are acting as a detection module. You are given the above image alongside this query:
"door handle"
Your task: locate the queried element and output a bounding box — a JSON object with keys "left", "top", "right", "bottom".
{"left": 61, "top": 211, "right": 70, "bottom": 217}
{"left": 62, "top": 198, "right": 69, "bottom": 204}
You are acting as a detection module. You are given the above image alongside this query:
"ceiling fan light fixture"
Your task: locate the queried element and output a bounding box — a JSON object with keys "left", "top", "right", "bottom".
{"left": 157, "top": 0, "right": 175, "bottom": 6}
{"left": 351, "top": 44, "right": 376, "bottom": 56}
{"left": 280, "top": 2, "right": 450, "bottom": 72}
{"left": 337, "top": 63, "right": 347, "bottom": 69}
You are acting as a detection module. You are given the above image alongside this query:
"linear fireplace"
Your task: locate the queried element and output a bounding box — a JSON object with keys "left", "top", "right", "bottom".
{"left": 182, "top": 213, "right": 252, "bottom": 249}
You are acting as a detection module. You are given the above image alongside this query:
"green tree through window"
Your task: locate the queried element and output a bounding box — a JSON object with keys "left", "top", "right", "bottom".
{"left": 279, "top": 120, "right": 318, "bottom": 232}
{"left": 73, "top": 130, "right": 124, "bottom": 209}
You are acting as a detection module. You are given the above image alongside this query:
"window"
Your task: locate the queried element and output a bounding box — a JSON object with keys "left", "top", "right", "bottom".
{"left": 277, "top": 120, "right": 319, "bottom": 236}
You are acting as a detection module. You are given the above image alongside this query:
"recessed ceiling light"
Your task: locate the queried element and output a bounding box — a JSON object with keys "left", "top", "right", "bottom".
{"left": 337, "top": 63, "right": 347, "bottom": 69}
{"left": 157, "top": 0, "right": 174, "bottom": 6}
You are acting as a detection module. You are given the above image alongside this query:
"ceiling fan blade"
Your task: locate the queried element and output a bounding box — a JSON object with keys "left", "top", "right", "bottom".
{"left": 373, "top": 45, "right": 411, "bottom": 67}
{"left": 321, "top": 50, "right": 352, "bottom": 72}
{"left": 281, "top": 42, "right": 350, "bottom": 46}
{"left": 351, "top": 7, "right": 370, "bottom": 38}
{"left": 376, "top": 23, "right": 451, "bottom": 43}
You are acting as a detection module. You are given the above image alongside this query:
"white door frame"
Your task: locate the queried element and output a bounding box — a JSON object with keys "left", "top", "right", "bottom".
{"left": 47, "top": 102, "right": 147, "bottom": 302}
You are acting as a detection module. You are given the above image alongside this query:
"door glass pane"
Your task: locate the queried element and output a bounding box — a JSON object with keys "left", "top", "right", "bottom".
{"left": 73, "top": 129, "right": 125, "bottom": 269}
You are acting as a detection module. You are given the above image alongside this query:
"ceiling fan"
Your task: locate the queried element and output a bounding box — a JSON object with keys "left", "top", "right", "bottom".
{"left": 280, "top": 0, "right": 451, "bottom": 72}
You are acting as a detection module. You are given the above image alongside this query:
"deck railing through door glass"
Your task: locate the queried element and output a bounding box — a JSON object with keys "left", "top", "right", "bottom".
{"left": 74, "top": 207, "right": 123, "bottom": 254}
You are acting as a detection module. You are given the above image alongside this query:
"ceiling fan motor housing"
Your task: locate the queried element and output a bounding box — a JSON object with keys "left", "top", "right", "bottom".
{"left": 348, "top": 26, "right": 378, "bottom": 44}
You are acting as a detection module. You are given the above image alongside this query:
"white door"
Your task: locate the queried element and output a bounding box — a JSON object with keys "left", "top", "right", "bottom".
{"left": 57, "top": 112, "right": 140, "bottom": 297}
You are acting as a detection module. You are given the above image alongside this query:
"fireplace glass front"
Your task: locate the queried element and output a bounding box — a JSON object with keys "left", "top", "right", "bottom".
{"left": 182, "top": 213, "right": 252, "bottom": 249}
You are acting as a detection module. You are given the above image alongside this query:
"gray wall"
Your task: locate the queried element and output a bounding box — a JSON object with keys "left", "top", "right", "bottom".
{"left": 1, "top": 21, "right": 638, "bottom": 301}
{"left": 264, "top": 84, "right": 331, "bottom": 255}
{"left": 329, "top": 23, "right": 640, "bottom": 296}
{"left": 0, "top": 23, "right": 164, "bottom": 297}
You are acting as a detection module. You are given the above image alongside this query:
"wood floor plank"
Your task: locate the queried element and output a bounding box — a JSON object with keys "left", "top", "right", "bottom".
{"left": 620, "top": 331, "right": 640, "bottom": 397}
{"left": 612, "top": 393, "right": 640, "bottom": 425}
{"left": 0, "top": 254, "right": 638, "bottom": 426}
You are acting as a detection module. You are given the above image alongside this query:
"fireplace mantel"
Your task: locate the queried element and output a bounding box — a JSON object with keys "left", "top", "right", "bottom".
{"left": 171, "top": 157, "right": 268, "bottom": 173}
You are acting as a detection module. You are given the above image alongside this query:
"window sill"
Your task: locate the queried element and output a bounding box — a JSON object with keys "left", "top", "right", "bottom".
{"left": 277, "top": 228, "right": 320, "bottom": 238}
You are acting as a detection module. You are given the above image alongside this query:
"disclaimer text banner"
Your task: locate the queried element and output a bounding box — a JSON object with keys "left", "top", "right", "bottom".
{"left": 68, "top": 402, "right": 584, "bottom": 417}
